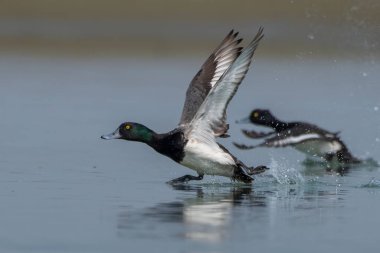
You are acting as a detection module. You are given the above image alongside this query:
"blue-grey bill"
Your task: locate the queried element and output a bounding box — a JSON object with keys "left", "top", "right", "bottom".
{"left": 101, "top": 129, "right": 121, "bottom": 140}
{"left": 235, "top": 117, "right": 251, "bottom": 124}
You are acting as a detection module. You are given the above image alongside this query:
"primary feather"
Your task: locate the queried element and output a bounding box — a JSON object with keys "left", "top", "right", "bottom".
{"left": 179, "top": 30, "right": 243, "bottom": 126}
{"left": 186, "top": 28, "right": 264, "bottom": 143}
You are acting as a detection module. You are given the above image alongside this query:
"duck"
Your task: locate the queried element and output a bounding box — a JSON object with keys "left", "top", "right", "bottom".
{"left": 233, "top": 109, "right": 361, "bottom": 164}
{"left": 101, "top": 28, "right": 268, "bottom": 184}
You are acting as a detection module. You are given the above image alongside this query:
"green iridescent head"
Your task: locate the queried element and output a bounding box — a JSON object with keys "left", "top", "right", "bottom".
{"left": 101, "top": 122, "right": 154, "bottom": 143}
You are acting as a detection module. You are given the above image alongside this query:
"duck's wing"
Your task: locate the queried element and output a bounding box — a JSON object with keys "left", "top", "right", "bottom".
{"left": 186, "top": 28, "right": 264, "bottom": 143}
{"left": 179, "top": 30, "right": 243, "bottom": 126}
{"left": 234, "top": 131, "right": 322, "bottom": 150}
{"left": 241, "top": 129, "right": 276, "bottom": 139}
{"left": 259, "top": 131, "right": 323, "bottom": 148}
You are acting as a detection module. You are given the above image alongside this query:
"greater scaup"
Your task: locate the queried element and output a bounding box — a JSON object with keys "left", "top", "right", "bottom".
{"left": 102, "top": 29, "right": 268, "bottom": 184}
{"left": 234, "top": 109, "right": 361, "bottom": 164}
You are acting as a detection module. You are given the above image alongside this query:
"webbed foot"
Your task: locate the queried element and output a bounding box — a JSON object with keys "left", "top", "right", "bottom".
{"left": 233, "top": 142, "right": 256, "bottom": 150}
{"left": 246, "top": 165, "right": 269, "bottom": 175}
{"left": 242, "top": 129, "right": 274, "bottom": 139}
{"left": 167, "top": 173, "right": 204, "bottom": 184}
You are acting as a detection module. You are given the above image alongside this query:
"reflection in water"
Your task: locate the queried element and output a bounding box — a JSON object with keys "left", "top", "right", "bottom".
{"left": 302, "top": 157, "right": 379, "bottom": 176}
{"left": 302, "top": 158, "right": 352, "bottom": 176}
{"left": 176, "top": 185, "right": 256, "bottom": 242}
{"left": 117, "top": 183, "right": 347, "bottom": 243}
{"left": 117, "top": 185, "right": 265, "bottom": 242}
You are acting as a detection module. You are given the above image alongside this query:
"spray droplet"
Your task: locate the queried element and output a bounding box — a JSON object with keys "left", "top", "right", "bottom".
{"left": 307, "top": 34, "right": 315, "bottom": 40}
{"left": 362, "top": 72, "right": 368, "bottom": 77}
{"left": 374, "top": 106, "right": 379, "bottom": 111}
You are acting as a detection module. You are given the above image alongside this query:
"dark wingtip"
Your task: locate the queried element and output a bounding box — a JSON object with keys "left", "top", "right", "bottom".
{"left": 256, "top": 26, "right": 265, "bottom": 40}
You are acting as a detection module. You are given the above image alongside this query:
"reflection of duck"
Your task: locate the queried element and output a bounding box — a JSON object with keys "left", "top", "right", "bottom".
{"left": 234, "top": 109, "right": 361, "bottom": 165}
{"left": 117, "top": 184, "right": 347, "bottom": 243}
{"left": 117, "top": 185, "right": 262, "bottom": 242}
{"left": 301, "top": 158, "right": 351, "bottom": 176}
{"left": 302, "top": 157, "right": 379, "bottom": 176}
{"left": 101, "top": 29, "right": 268, "bottom": 184}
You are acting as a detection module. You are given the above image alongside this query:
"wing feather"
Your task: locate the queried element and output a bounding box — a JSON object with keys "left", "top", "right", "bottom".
{"left": 186, "top": 28, "right": 264, "bottom": 144}
{"left": 260, "top": 133, "right": 322, "bottom": 147}
{"left": 179, "top": 30, "right": 243, "bottom": 126}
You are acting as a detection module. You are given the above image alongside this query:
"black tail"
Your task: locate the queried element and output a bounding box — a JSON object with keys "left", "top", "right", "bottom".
{"left": 336, "top": 149, "right": 361, "bottom": 164}
{"left": 232, "top": 166, "right": 253, "bottom": 184}
{"left": 232, "top": 158, "right": 269, "bottom": 183}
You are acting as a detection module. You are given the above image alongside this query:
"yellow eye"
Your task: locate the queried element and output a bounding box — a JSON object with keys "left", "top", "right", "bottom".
{"left": 253, "top": 112, "right": 259, "bottom": 118}
{"left": 125, "top": 125, "right": 131, "bottom": 130}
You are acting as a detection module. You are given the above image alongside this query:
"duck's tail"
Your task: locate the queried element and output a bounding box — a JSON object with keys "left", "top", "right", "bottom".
{"left": 232, "top": 166, "right": 253, "bottom": 184}
{"left": 232, "top": 160, "right": 269, "bottom": 183}
{"left": 336, "top": 149, "right": 362, "bottom": 164}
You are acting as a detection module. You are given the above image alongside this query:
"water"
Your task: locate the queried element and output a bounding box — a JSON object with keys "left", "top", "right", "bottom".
{"left": 0, "top": 54, "right": 379, "bottom": 252}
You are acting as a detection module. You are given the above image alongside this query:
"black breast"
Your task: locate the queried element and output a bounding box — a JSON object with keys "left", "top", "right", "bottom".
{"left": 152, "top": 129, "right": 187, "bottom": 163}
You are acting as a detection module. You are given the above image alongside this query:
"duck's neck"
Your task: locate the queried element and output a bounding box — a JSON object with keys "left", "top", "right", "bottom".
{"left": 134, "top": 126, "right": 157, "bottom": 146}
{"left": 135, "top": 127, "right": 172, "bottom": 151}
{"left": 269, "top": 118, "right": 289, "bottom": 132}
{"left": 149, "top": 129, "right": 186, "bottom": 163}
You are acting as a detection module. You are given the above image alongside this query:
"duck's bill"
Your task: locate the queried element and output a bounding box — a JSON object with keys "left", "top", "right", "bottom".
{"left": 235, "top": 117, "right": 250, "bottom": 124}
{"left": 101, "top": 129, "right": 121, "bottom": 140}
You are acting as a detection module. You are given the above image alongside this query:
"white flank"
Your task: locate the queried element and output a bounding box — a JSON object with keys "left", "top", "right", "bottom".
{"left": 180, "top": 138, "right": 235, "bottom": 177}
{"left": 294, "top": 139, "right": 342, "bottom": 156}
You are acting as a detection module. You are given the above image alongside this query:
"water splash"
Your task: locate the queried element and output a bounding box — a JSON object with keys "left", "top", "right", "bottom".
{"left": 360, "top": 158, "right": 380, "bottom": 168}
{"left": 360, "top": 178, "right": 380, "bottom": 188}
{"left": 267, "top": 158, "right": 305, "bottom": 185}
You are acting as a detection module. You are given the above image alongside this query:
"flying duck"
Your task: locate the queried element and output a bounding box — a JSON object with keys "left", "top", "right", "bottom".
{"left": 233, "top": 109, "right": 361, "bottom": 164}
{"left": 101, "top": 29, "right": 268, "bottom": 184}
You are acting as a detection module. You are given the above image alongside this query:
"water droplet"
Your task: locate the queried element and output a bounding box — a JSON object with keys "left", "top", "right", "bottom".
{"left": 376, "top": 138, "right": 380, "bottom": 142}
{"left": 362, "top": 72, "right": 368, "bottom": 77}
{"left": 307, "top": 34, "right": 315, "bottom": 40}
{"left": 374, "top": 106, "right": 379, "bottom": 111}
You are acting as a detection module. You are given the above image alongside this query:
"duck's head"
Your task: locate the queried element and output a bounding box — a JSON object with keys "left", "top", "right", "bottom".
{"left": 101, "top": 122, "right": 154, "bottom": 143}
{"left": 248, "top": 109, "right": 277, "bottom": 126}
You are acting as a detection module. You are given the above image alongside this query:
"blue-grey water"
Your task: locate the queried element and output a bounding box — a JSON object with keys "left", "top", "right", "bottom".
{"left": 0, "top": 54, "right": 379, "bottom": 252}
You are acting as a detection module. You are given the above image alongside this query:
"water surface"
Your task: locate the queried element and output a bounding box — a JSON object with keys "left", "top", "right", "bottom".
{"left": 0, "top": 55, "right": 379, "bottom": 252}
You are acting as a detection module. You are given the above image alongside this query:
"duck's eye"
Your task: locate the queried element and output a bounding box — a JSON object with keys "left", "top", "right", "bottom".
{"left": 253, "top": 112, "right": 259, "bottom": 118}
{"left": 125, "top": 124, "right": 131, "bottom": 130}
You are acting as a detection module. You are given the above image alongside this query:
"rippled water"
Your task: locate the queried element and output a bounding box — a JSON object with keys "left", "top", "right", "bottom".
{"left": 0, "top": 55, "right": 379, "bottom": 252}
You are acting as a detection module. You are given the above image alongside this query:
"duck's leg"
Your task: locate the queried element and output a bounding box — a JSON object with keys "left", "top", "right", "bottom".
{"left": 237, "top": 160, "right": 269, "bottom": 176}
{"left": 167, "top": 173, "right": 204, "bottom": 184}
{"left": 233, "top": 142, "right": 256, "bottom": 150}
{"left": 242, "top": 129, "right": 275, "bottom": 139}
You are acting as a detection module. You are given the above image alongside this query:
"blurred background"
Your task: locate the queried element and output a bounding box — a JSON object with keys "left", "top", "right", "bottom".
{"left": 0, "top": 0, "right": 379, "bottom": 57}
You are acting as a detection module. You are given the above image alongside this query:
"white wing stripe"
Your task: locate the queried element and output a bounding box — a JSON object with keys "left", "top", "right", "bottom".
{"left": 275, "top": 133, "right": 321, "bottom": 146}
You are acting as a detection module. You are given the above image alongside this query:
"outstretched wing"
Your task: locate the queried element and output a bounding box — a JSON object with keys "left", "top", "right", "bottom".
{"left": 186, "top": 27, "right": 264, "bottom": 144}
{"left": 259, "top": 132, "right": 322, "bottom": 148}
{"left": 233, "top": 131, "right": 323, "bottom": 150}
{"left": 179, "top": 30, "right": 243, "bottom": 126}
